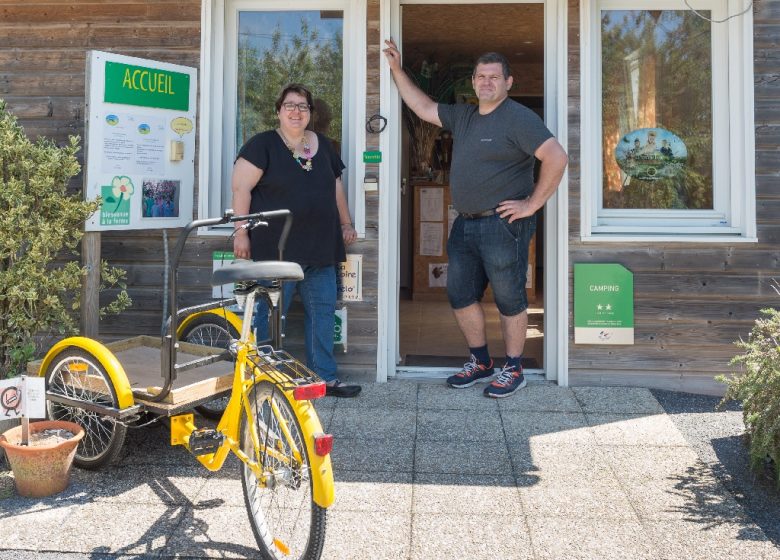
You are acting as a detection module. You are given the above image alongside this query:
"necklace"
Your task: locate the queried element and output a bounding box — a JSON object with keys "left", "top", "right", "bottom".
{"left": 278, "top": 129, "right": 313, "bottom": 172}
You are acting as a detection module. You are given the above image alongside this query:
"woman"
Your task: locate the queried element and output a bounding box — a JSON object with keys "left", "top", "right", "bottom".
{"left": 231, "top": 84, "right": 361, "bottom": 398}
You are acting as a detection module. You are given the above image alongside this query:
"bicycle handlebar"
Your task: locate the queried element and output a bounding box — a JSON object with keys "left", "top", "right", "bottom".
{"left": 153, "top": 209, "right": 295, "bottom": 403}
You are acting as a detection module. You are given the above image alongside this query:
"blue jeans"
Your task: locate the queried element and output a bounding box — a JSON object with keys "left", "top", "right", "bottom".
{"left": 446, "top": 213, "right": 536, "bottom": 316}
{"left": 252, "top": 265, "right": 338, "bottom": 383}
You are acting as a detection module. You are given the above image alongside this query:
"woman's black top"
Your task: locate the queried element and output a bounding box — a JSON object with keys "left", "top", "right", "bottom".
{"left": 237, "top": 130, "right": 347, "bottom": 267}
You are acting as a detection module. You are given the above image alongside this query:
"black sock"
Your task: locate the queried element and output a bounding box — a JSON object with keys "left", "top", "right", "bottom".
{"left": 469, "top": 345, "right": 491, "bottom": 366}
{"left": 505, "top": 355, "right": 522, "bottom": 370}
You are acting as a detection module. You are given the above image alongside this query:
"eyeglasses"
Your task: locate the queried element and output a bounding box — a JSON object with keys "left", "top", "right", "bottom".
{"left": 281, "top": 102, "right": 311, "bottom": 113}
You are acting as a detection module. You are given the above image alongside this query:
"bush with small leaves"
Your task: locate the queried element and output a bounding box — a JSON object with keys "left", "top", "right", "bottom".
{"left": 0, "top": 100, "right": 131, "bottom": 377}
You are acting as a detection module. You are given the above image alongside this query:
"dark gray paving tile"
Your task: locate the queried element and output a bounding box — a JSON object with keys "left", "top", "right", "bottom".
{"left": 573, "top": 387, "right": 664, "bottom": 414}
{"left": 334, "top": 381, "right": 418, "bottom": 410}
{"left": 329, "top": 407, "right": 416, "bottom": 441}
{"left": 415, "top": 440, "right": 511, "bottom": 475}
{"left": 417, "top": 408, "right": 503, "bottom": 442}
{"left": 417, "top": 383, "right": 499, "bottom": 411}
{"left": 497, "top": 383, "right": 582, "bottom": 413}
{"left": 330, "top": 438, "right": 414, "bottom": 473}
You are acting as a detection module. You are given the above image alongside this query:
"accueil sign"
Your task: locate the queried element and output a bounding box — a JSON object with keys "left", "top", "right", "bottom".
{"left": 574, "top": 264, "right": 634, "bottom": 345}
{"left": 104, "top": 61, "right": 190, "bottom": 111}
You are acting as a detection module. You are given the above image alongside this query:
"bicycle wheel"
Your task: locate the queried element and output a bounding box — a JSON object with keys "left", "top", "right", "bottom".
{"left": 240, "top": 381, "right": 327, "bottom": 560}
{"left": 181, "top": 313, "right": 239, "bottom": 420}
{"left": 45, "top": 348, "right": 127, "bottom": 469}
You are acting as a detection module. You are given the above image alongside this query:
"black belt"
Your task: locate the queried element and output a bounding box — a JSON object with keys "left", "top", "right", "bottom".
{"left": 459, "top": 208, "right": 496, "bottom": 219}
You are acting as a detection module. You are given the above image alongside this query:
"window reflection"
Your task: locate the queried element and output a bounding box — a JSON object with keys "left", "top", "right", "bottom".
{"left": 236, "top": 11, "right": 343, "bottom": 149}
{"left": 601, "top": 10, "right": 712, "bottom": 210}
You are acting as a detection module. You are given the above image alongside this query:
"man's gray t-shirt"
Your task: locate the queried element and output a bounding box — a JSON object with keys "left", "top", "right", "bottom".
{"left": 438, "top": 99, "right": 553, "bottom": 213}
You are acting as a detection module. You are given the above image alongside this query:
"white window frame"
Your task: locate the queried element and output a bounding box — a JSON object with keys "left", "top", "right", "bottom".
{"left": 580, "top": 0, "right": 756, "bottom": 242}
{"left": 199, "top": 0, "right": 366, "bottom": 234}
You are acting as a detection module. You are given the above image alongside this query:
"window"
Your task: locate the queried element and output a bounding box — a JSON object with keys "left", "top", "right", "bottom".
{"left": 581, "top": 0, "right": 755, "bottom": 240}
{"left": 200, "top": 0, "right": 366, "bottom": 231}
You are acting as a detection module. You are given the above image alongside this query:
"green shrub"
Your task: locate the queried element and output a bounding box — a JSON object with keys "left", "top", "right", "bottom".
{"left": 719, "top": 303, "right": 780, "bottom": 487}
{"left": 0, "top": 100, "right": 131, "bottom": 376}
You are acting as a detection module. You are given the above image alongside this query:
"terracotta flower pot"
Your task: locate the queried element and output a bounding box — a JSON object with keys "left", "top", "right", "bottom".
{"left": 0, "top": 420, "right": 84, "bottom": 498}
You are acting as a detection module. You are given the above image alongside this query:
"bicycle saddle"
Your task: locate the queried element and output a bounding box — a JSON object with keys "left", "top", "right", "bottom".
{"left": 211, "top": 259, "right": 304, "bottom": 285}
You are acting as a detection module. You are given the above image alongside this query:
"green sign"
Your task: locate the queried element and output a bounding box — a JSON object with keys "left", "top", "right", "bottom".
{"left": 100, "top": 182, "right": 132, "bottom": 226}
{"left": 363, "top": 150, "right": 382, "bottom": 163}
{"left": 212, "top": 251, "right": 235, "bottom": 261}
{"left": 334, "top": 308, "right": 347, "bottom": 347}
{"left": 574, "top": 264, "right": 634, "bottom": 344}
{"left": 104, "top": 61, "right": 190, "bottom": 111}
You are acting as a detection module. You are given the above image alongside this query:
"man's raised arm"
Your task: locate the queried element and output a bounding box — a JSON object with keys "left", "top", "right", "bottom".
{"left": 383, "top": 38, "right": 442, "bottom": 127}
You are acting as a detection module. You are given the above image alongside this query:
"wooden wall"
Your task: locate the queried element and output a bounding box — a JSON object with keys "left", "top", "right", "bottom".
{"left": 0, "top": 0, "right": 380, "bottom": 375}
{"left": 566, "top": 0, "right": 780, "bottom": 395}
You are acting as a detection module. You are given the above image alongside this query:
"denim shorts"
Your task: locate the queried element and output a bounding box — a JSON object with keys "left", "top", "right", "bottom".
{"left": 446, "top": 212, "right": 536, "bottom": 316}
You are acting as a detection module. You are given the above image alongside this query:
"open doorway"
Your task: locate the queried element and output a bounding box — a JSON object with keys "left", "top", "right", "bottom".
{"left": 397, "top": 3, "right": 546, "bottom": 372}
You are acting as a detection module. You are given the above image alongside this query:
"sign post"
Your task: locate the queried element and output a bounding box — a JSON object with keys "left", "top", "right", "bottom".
{"left": 574, "top": 264, "right": 634, "bottom": 344}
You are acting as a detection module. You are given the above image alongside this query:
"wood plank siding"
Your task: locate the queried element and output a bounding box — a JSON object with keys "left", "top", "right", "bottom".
{"left": 0, "top": 0, "right": 379, "bottom": 375}
{"left": 567, "top": 0, "right": 780, "bottom": 394}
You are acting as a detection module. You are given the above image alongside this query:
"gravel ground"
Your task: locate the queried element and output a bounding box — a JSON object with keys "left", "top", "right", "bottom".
{"left": 651, "top": 389, "right": 780, "bottom": 547}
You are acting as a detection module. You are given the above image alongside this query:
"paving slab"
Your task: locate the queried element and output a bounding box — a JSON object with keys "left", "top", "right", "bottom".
{"left": 412, "top": 473, "right": 521, "bottom": 515}
{"left": 329, "top": 406, "right": 416, "bottom": 440}
{"left": 417, "top": 407, "right": 504, "bottom": 442}
{"left": 160, "top": 504, "right": 259, "bottom": 558}
{"left": 497, "top": 382, "right": 582, "bottom": 413}
{"left": 331, "top": 470, "right": 412, "bottom": 513}
{"left": 415, "top": 439, "right": 512, "bottom": 475}
{"left": 417, "top": 382, "right": 499, "bottom": 411}
{"left": 329, "top": 437, "right": 415, "bottom": 473}
{"left": 321, "top": 510, "right": 411, "bottom": 560}
{"left": 573, "top": 387, "right": 664, "bottom": 414}
{"left": 586, "top": 412, "right": 689, "bottom": 446}
{"left": 517, "top": 472, "right": 637, "bottom": 520}
{"left": 508, "top": 442, "right": 614, "bottom": 478}
{"left": 502, "top": 410, "right": 595, "bottom": 446}
{"left": 333, "top": 380, "right": 418, "bottom": 410}
{"left": 528, "top": 516, "right": 659, "bottom": 559}
{"left": 645, "top": 519, "right": 780, "bottom": 560}
{"left": 411, "top": 513, "right": 534, "bottom": 560}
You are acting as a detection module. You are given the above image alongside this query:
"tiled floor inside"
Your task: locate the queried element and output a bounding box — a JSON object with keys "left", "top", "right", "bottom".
{"left": 399, "top": 298, "right": 544, "bottom": 368}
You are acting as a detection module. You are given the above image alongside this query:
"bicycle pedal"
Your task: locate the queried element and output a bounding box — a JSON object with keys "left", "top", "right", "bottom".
{"left": 188, "top": 428, "right": 224, "bottom": 456}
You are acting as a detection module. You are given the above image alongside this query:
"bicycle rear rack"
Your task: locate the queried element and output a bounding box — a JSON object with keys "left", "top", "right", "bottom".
{"left": 247, "top": 346, "right": 321, "bottom": 391}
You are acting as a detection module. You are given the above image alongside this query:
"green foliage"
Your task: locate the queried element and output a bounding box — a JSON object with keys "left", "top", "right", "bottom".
{"left": 236, "top": 19, "right": 343, "bottom": 146}
{"left": 0, "top": 100, "right": 131, "bottom": 377}
{"left": 718, "top": 304, "right": 780, "bottom": 487}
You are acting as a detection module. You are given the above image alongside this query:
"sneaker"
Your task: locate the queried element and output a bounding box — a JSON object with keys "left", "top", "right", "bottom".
{"left": 483, "top": 364, "right": 526, "bottom": 398}
{"left": 446, "top": 356, "right": 495, "bottom": 388}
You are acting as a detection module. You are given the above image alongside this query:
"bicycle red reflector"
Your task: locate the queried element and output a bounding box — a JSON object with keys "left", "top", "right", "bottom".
{"left": 314, "top": 433, "right": 333, "bottom": 456}
{"left": 293, "top": 382, "right": 326, "bottom": 401}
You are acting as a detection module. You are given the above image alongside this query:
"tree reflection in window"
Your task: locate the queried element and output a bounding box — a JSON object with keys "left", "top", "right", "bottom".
{"left": 601, "top": 10, "right": 712, "bottom": 210}
{"left": 236, "top": 12, "right": 343, "bottom": 149}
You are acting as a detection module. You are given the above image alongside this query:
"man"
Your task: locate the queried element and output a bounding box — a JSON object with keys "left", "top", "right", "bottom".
{"left": 384, "top": 39, "right": 568, "bottom": 397}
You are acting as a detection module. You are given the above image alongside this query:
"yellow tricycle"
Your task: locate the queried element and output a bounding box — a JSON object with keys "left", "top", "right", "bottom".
{"left": 34, "top": 210, "right": 335, "bottom": 560}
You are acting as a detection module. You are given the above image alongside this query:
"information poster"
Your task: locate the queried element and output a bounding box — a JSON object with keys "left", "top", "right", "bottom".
{"left": 0, "top": 376, "right": 46, "bottom": 419}
{"left": 84, "top": 51, "right": 197, "bottom": 231}
{"left": 574, "top": 264, "right": 634, "bottom": 344}
{"left": 338, "top": 254, "right": 363, "bottom": 302}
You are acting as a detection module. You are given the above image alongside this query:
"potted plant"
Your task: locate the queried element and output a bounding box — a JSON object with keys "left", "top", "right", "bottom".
{"left": 0, "top": 414, "right": 84, "bottom": 498}
{"left": 0, "top": 100, "right": 131, "bottom": 380}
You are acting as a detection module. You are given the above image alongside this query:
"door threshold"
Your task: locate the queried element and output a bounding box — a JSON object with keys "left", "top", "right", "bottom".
{"left": 394, "top": 366, "right": 546, "bottom": 382}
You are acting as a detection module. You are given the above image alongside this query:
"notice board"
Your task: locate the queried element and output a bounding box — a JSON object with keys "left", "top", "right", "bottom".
{"left": 84, "top": 51, "right": 197, "bottom": 231}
